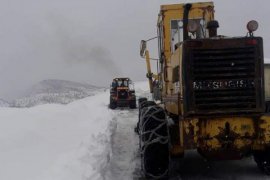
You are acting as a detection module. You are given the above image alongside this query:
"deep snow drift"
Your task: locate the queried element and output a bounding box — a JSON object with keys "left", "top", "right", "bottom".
{"left": 0, "top": 89, "right": 114, "bottom": 180}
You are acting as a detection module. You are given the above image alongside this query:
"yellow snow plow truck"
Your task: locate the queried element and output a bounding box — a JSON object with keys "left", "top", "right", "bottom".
{"left": 137, "top": 1, "right": 270, "bottom": 179}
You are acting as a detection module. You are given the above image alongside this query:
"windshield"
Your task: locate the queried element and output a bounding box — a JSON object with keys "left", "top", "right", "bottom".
{"left": 170, "top": 18, "right": 206, "bottom": 53}
{"left": 116, "top": 79, "right": 129, "bottom": 87}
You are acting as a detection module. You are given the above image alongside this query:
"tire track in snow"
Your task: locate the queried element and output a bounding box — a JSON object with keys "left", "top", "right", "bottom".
{"left": 105, "top": 109, "right": 141, "bottom": 180}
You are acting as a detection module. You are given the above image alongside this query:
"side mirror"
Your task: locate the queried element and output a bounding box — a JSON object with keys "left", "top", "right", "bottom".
{"left": 140, "top": 40, "right": 147, "bottom": 57}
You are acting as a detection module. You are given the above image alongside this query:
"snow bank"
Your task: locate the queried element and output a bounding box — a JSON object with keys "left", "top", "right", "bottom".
{"left": 0, "top": 90, "right": 115, "bottom": 180}
{"left": 0, "top": 81, "right": 149, "bottom": 180}
{"left": 134, "top": 81, "right": 152, "bottom": 100}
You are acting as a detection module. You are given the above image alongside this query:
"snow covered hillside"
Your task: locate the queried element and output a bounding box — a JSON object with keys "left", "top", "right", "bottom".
{"left": 12, "top": 79, "right": 102, "bottom": 107}
{"left": 0, "top": 91, "right": 113, "bottom": 180}
{"left": 0, "top": 99, "right": 9, "bottom": 107}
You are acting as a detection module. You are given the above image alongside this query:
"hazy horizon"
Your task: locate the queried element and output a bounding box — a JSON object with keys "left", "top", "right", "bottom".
{"left": 0, "top": 0, "right": 269, "bottom": 100}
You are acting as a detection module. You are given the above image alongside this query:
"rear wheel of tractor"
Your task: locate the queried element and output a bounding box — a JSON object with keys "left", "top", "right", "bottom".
{"left": 253, "top": 150, "right": 270, "bottom": 175}
{"left": 129, "top": 99, "right": 137, "bottom": 109}
{"left": 139, "top": 105, "right": 169, "bottom": 179}
{"left": 138, "top": 97, "right": 147, "bottom": 108}
{"left": 109, "top": 96, "right": 117, "bottom": 109}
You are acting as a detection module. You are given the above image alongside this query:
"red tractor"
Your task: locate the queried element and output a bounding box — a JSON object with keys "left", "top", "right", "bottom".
{"left": 109, "top": 78, "right": 136, "bottom": 109}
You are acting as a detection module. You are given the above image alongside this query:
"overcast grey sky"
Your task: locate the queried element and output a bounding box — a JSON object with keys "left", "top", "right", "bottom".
{"left": 0, "top": 0, "right": 269, "bottom": 100}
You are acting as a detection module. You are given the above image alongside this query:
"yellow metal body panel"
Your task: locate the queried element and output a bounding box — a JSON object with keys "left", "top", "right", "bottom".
{"left": 143, "top": 49, "right": 159, "bottom": 94}
{"left": 158, "top": 2, "right": 214, "bottom": 116}
{"left": 199, "top": 117, "right": 255, "bottom": 150}
{"left": 177, "top": 116, "right": 270, "bottom": 152}
{"left": 259, "top": 115, "right": 270, "bottom": 144}
{"left": 145, "top": 50, "right": 153, "bottom": 93}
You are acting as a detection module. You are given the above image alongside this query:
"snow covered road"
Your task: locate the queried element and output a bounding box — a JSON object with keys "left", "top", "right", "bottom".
{"left": 105, "top": 109, "right": 141, "bottom": 180}
{"left": 105, "top": 82, "right": 150, "bottom": 180}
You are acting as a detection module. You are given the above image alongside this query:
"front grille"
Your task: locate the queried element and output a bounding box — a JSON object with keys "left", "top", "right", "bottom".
{"left": 193, "top": 47, "right": 255, "bottom": 80}
{"left": 193, "top": 47, "right": 256, "bottom": 110}
{"left": 118, "top": 90, "right": 128, "bottom": 99}
{"left": 183, "top": 38, "right": 264, "bottom": 116}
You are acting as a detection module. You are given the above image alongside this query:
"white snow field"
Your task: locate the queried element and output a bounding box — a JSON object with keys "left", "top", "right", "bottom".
{"left": 0, "top": 89, "right": 114, "bottom": 180}
{"left": 0, "top": 81, "right": 270, "bottom": 180}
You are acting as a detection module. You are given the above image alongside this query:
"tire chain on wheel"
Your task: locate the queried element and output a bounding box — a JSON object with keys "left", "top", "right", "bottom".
{"left": 139, "top": 105, "right": 170, "bottom": 179}
{"left": 135, "top": 100, "right": 156, "bottom": 134}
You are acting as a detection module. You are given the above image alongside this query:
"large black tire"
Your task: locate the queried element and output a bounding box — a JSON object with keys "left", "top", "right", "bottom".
{"left": 109, "top": 96, "right": 117, "bottom": 109}
{"left": 135, "top": 100, "right": 156, "bottom": 134}
{"left": 129, "top": 99, "right": 137, "bottom": 109}
{"left": 266, "top": 101, "right": 270, "bottom": 113}
{"left": 253, "top": 150, "right": 270, "bottom": 175}
{"left": 138, "top": 97, "right": 148, "bottom": 108}
{"left": 139, "top": 105, "right": 169, "bottom": 179}
{"left": 139, "top": 101, "right": 156, "bottom": 119}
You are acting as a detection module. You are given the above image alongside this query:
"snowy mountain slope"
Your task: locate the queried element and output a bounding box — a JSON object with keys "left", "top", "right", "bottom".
{"left": 12, "top": 79, "right": 102, "bottom": 107}
{"left": 25, "top": 79, "right": 100, "bottom": 95}
{"left": 0, "top": 98, "right": 9, "bottom": 107}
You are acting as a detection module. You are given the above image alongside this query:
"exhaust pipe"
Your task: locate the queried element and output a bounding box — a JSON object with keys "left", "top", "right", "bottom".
{"left": 183, "top": 3, "right": 192, "bottom": 41}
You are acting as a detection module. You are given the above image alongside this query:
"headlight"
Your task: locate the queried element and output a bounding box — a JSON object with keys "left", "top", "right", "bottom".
{"left": 247, "top": 20, "right": 258, "bottom": 33}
